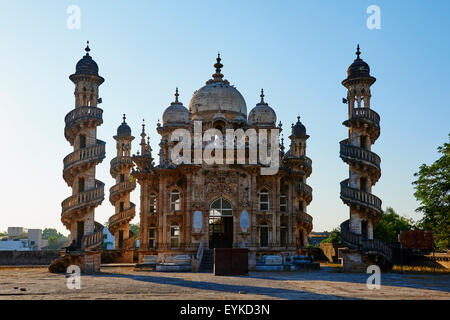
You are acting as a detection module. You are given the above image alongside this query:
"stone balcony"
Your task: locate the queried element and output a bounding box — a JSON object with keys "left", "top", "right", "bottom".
{"left": 110, "top": 156, "right": 134, "bottom": 176}
{"left": 82, "top": 222, "right": 104, "bottom": 251}
{"left": 63, "top": 142, "right": 106, "bottom": 185}
{"left": 347, "top": 107, "right": 380, "bottom": 126}
{"left": 295, "top": 181, "right": 313, "bottom": 203}
{"left": 340, "top": 180, "right": 382, "bottom": 215}
{"left": 61, "top": 180, "right": 105, "bottom": 219}
{"left": 108, "top": 203, "right": 136, "bottom": 231}
{"left": 340, "top": 140, "right": 381, "bottom": 172}
{"left": 64, "top": 106, "right": 103, "bottom": 144}
{"left": 109, "top": 181, "right": 136, "bottom": 204}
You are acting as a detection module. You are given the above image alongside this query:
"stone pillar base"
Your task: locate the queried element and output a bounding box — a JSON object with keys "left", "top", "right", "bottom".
{"left": 339, "top": 248, "right": 371, "bottom": 273}
{"left": 81, "top": 252, "right": 102, "bottom": 273}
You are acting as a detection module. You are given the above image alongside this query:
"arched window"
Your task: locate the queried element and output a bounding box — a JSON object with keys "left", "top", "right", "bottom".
{"left": 260, "top": 222, "right": 269, "bottom": 247}
{"left": 259, "top": 189, "right": 269, "bottom": 211}
{"left": 170, "top": 190, "right": 181, "bottom": 211}
{"left": 170, "top": 223, "right": 180, "bottom": 248}
{"left": 148, "top": 225, "right": 156, "bottom": 249}
{"left": 149, "top": 193, "right": 157, "bottom": 213}
{"left": 280, "top": 194, "right": 287, "bottom": 213}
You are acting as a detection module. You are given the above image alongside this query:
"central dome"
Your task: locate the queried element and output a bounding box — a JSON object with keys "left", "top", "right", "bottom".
{"left": 189, "top": 55, "right": 247, "bottom": 119}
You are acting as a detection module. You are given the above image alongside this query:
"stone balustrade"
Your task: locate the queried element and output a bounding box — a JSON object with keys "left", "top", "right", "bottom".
{"left": 109, "top": 181, "right": 136, "bottom": 199}
{"left": 63, "top": 142, "right": 106, "bottom": 170}
{"left": 340, "top": 140, "right": 381, "bottom": 170}
{"left": 82, "top": 222, "right": 104, "bottom": 250}
{"left": 108, "top": 203, "right": 136, "bottom": 227}
{"left": 64, "top": 106, "right": 103, "bottom": 129}
{"left": 295, "top": 181, "right": 313, "bottom": 198}
{"left": 350, "top": 107, "right": 380, "bottom": 126}
{"left": 340, "top": 180, "right": 382, "bottom": 214}
{"left": 61, "top": 181, "right": 105, "bottom": 217}
{"left": 110, "top": 156, "right": 134, "bottom": 170}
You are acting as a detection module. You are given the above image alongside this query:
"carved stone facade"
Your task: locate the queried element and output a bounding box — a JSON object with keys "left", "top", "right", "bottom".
{"left": 131, "top": 56, "right": 313, "bottom": 268}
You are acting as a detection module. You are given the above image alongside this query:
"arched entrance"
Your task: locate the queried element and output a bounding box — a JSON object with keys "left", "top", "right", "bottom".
{"left": 209, "top": 198, "right": 233, "bottom": 248}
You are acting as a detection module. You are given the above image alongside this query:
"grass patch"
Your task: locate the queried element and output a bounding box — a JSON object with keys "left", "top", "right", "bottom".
{"left": 392, "top": 265, "right": 450, "bottom": 274}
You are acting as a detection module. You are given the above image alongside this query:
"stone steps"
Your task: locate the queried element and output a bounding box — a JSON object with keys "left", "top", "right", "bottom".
{"left": 199, "top": 249, "right": 214, "bottom": 272}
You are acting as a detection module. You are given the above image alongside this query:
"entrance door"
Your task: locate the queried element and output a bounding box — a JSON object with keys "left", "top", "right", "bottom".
{"left": 76, "top": 221, "right": 84, "bottom": 249}
{"left": 361, "top": 220, "right": 368, "bottom": 238}
{"left": 118, "top": 230, "right": 124, "bottom": 249}
{"left": 209, "top": 198, "right": 233, "bottom": 248}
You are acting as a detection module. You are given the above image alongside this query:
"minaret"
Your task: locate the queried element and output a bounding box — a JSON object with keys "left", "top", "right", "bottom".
{"left": 340, "top": 45, "right": 382, "bottom": 239}
{"left": 62, "top": 42, "right": 105, "bottom": 250}
{"left": 108, "top": 114, "right": 136, "bottom": 249}
{"left": 285, "top": 117, "right": 313, "bottom": 247}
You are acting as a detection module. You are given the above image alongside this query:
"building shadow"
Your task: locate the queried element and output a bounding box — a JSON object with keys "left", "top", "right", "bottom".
{"left": 94, "top": 271, "right": 359, "bottom": 300}
{"left": 245, "top": 268, "right": 450, "bottom": 293}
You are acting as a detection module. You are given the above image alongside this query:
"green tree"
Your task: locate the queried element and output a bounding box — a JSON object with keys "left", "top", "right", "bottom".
{"left": 373, "top": 207, "right": 415, "bottom": 243}
{"left": 47, "top": 236, "right": 61, "bottom": 249}
{"left": 42, "top": 228, "right": 69, "bottom": 249}
{"left": 412, "top": 134, "right": 450, "bottom": 250}
{"left": 130, "top": 223, "right": 140, "bottom": 240}
{"left": 320, "top": 228, "right": 341, "bottom": 244}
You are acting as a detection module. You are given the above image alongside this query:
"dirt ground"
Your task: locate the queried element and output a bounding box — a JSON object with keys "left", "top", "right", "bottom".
{"left": 0, "top": 266, "right": 449, "bottom": 300}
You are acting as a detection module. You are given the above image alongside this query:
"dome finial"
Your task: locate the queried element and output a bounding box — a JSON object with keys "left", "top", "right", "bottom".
{"left": 297, "top": 116, "right": 301, "bottom": 123}
{"left": 356, "top": 44, "right": 361, "bottom": 59}
{"left": 260, "top": 88, "right": 265, "bottom": 104}
{"left": 174, "top": 87, "right": 179, "bottom": 103}
{"left": 122, "top": 113, "right": 126, "bottom": 123}
{"left": 212, "top": 53, "right": 224, "bottom": 82}
{"left": 85, "top": 41, "right": 91, "bottom": 55}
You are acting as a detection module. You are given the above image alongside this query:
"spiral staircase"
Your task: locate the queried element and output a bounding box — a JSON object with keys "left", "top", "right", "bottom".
{"left": 61, "top": 106, "right": 106, "bottom": 251}
{"left": 338, "top": 46, "right": 392, "bottom": 270}
{"left": 108, "top": 118, "right": 136, "bottom": 250}
{"left": 61, "top": 43, "right": 106, "bottom": 253}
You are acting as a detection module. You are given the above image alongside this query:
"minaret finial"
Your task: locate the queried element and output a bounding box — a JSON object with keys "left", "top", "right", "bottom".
{"left": 260, "top": 88, "right": 265, "bottom": 104}
{"left": 356, "top": 44, "right": 361, "bottom": 59}
{"left": 141, "top": 119, "right": 146, "bottom": 134}
{"left": 174, "top": 87, "right": 179, "bottom": 103}
{"left": 122, "top": 114, "right": 126, "bottom": 123}
{"left": 85, "top": 41, "right": 91, "bottom": 55}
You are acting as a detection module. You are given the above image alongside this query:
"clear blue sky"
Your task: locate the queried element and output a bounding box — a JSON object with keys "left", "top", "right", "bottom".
{"left": 0, "top": 1, "right": 448, "bottom": 235}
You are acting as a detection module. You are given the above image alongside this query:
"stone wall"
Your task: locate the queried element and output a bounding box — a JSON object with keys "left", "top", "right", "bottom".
{"left": 101, "top": 249, "right": 134, "bottom": 263}
{"left": 0, "top": 250, "right": 61, "bottom": 265}
{"left": 319, "top": 243, "right": 347, "bottom": 263}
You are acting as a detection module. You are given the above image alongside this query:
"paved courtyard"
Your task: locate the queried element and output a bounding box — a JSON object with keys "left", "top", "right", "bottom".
{"left": 0, "top": 266, "right": 449, "bottom": 300}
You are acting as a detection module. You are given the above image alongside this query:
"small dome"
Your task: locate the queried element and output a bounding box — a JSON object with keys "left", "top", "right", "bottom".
{"left": 163, "top": 89, "right": 190, "bottom": 126}
{"left": 248, "top": 89, "right": 276, "bottom": 126}
{"left": 346, "top": 45, "right": 370, "bottom": 79}
{"left": 74, "top": 43, "right": 99, "bottom": 76}
{"left": 189, "top": 55, "right": 247, "bottom": 119}
{"left": 291, "top": 116, "right": 307, "bottom": 137}
{"left": 117, "top": 115, "right": 131, "bottom": 137}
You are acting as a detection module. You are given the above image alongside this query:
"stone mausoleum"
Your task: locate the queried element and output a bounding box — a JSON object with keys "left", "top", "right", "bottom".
{"left": 61, "top": 43, "right": 313, "bottom": 271}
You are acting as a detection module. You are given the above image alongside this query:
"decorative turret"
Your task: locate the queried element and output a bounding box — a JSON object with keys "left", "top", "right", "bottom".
{"left": 108, "top": 114, "right": 136, "bottom": 249}
{"left": 282, "top": 115, "right": 313, "bottom": 245}
{"left": 62, "top": 42, "right": 105, "bottom": 250}
{"left": 132, "top": 119, "right": 154, "bottom": 171}
{"left": 340, "top": 45, "right": 383, "bottom": 240}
